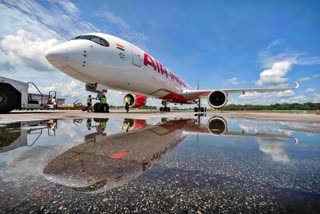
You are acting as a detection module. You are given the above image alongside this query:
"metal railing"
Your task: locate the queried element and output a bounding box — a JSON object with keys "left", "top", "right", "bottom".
{"left": 28, "top": 82, "right": 44, "bottom": 107}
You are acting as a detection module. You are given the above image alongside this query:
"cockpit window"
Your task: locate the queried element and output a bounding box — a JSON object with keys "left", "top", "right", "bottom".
{"left": 72, "top": 35, "right": 110, "bottom": 47}
{"left": 90, "top": 36, "right": 101, "bottom": 45}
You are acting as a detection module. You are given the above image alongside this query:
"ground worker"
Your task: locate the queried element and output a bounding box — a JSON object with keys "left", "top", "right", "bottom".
{"left": 86, "top": 118, "right": 92, "bottom": 130}
{"left": 52, "top": 96, "right": 57, "bottom": 109}
{"left": 124, "top": 96, "right": 130, "bottom": 113}
{"left": 101, "top": 95, "right": 109, "bottom": 113}
{"left": 87, "top": 95, "right": 93, "bottom": 112}
{"left": 101, "top": 120, "right": 107, "bottom": 130}
{"left": 99, "top": 120, "right": 107, "bottom": 136}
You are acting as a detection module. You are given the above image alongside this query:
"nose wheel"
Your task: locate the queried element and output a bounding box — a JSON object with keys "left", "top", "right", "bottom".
{"left": 160, "top": 101, "right": 170, "bottom": 112}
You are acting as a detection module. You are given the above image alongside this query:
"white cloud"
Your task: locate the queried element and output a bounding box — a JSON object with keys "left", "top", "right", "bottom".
{"left": 49, "top": 0, "right": 80, "bottom": 15}
{"left": 224, "top": 77, "right": 247, "bottom": 86}
{"left": 297, "top": 56, "right": 320, "bottom": 65}
{"left": 279, "top": 94, "right": 320, "bottom": 103}
{"left": 239, "top": 90, "right": 295, "bottom": 100}
{"left": 227, "top": 77, "right": 239, "bottom": 85}
{"left": 95, "top": 10, "right": 148, "bottom": 49}
{"left": 0, "top": 2, "right": 60, "bottom": 39}
{"left": 257, "top": 138, "right": 290, "bottom": 162}
{"left": 104, "top": 11, "right": 129, "bottom": 29}
{"left": 0, "top": 1, "right": 151, "bottom": 107}
{"left": 0, "top": 29, "right": 60, "bottom": 72}
{"left": 122, "top": 32, "right": 148, "bottom": 49}
{"left": 234, "top": 90, "right": 319, "bottom": 105}
{"left": 255, "top": 60, "right": 293, "bottom": 86}
{"left": 298, "top": 76, "right": 311, "bottom": 82}
{"left": 298, "top": 74, "right": 320, "bottom": 82}
{"left": 1, "top": 0, "right": 99, "bottom": 39}
{"left": 305, "top": 88, "right": 316, "bottom": 93}
{"left": 239, "top": 92, "right": 260, "bottom": 100}
{"left": 276, "top": 90, "right": 296, "bottom": 97}
{"left": 259, "top": 40, "right": 320, "bottom": 68}
{"left": 257, "top": 40, "right": 320, "bottom": 87}
{"left": 36, "top": 80, "right": 83, "bottom": 99}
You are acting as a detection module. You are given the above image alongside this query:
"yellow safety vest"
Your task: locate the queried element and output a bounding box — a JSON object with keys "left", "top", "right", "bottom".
{"left": 101, "top": 121, "right": 106, "bottom": 129}
{"left": 101, "top": 97, "right": 107, "bottom": 104}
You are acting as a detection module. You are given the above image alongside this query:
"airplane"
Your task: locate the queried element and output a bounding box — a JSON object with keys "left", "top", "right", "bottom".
{"left": 45, "top": 33, "right": 299, "bottom": 112}
{"left": 42, "top": 116, "right": 298, "bottom": 193}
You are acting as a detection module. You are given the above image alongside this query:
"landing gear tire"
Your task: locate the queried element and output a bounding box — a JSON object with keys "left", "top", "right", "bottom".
{"left": 93, "top": 103, "right": 110, "bottom": 112}
{"left": 194, "top": 107, "right": 206, "bottom": 112}
{"left": 94, "top": 118, "right": 109, "bottom": 123}
{"left": 0, "top": 84, "right": 20, "bottom": 114}
{"left": 160, "top": 107, "right": 170, "bottom": 112}
{"left": 93, "top": 103, "right": 102, "bottom": 112}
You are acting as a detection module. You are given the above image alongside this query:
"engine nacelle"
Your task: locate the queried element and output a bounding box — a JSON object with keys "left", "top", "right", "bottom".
{"left": 122, "top": 119, "right": 147, "bottom": 131}
{"left": 124, "top": 94, "right": 147, "bottom": 108}
{"left": 207, "top": 116, "right": 227, "bottom": 135}
{"left": 207, "top": 90, "right": 228, "bottom": 109}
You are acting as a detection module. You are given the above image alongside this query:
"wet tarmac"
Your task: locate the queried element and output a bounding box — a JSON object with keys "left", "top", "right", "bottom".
{"left": 0, "top": 114, "right": 319, "bottom": 213}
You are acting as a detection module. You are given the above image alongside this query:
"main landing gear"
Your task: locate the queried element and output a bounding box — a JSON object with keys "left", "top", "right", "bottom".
{"left": 194, "top": 98, "right": 206, "bottom": 112}
{"left": 160, "top": 101, "right": 170, "bottom": 112}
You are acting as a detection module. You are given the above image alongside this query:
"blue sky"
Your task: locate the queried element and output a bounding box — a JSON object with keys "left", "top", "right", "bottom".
{"left": 0, "top": 0, "right": 319, "bottom": 106}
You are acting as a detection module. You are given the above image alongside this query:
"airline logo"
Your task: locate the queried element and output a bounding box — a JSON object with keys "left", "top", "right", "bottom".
{"left": 143, "top": 53, "right": 187, "bottom": 88}
{"left": 116, "top": 43, "right": 125, "bottom": 51}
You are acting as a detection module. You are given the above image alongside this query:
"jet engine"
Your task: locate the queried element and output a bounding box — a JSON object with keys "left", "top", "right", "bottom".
{"left": 207, "top": 116, "right": 227, "bottom": 135}
{"left": 207, "top": 90, "right": 228, "bottom": 109}
{"left": 123, "top": 94, "right": 147, "bottom": 108}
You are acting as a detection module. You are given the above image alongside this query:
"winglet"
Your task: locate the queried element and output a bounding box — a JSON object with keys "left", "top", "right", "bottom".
{"left": 294, "top": 81, "right": 299, "bottom": 89}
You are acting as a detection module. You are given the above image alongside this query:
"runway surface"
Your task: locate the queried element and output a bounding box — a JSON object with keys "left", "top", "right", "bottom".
{"left": 1, "top": 110, "right": 320, "bottom": 123}
{"left": 0, "top": 111, "right": 319, "bottom": 213}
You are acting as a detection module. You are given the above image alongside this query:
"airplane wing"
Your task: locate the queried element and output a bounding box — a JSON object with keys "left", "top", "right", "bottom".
{"left": 181, "top": 82, "right": 299, "bottom": 101}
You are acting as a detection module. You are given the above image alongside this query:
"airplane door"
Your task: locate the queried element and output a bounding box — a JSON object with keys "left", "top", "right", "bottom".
{"left": 132, "top": 46, "right": 141, "bottom": 67}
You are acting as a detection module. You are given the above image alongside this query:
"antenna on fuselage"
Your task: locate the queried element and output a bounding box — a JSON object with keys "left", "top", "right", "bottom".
{"left": 196, "top": 80, "right": 199, "bottom": 90}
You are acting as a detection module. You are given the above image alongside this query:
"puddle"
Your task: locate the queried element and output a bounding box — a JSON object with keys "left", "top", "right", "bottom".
{"left": 0, "top": 115, "right": 319, "bottom": 213}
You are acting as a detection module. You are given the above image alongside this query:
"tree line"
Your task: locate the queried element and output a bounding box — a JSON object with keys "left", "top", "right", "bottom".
{"left": 224, "top": 102, "right": 320, "bottom": 110}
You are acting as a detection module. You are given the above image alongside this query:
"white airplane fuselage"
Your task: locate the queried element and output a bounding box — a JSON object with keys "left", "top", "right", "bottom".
{"left": 45, "top": 33, "right": 297, "bottom": 109}
{"left": 45, "top": 33, "right": 190, "bottom": 103}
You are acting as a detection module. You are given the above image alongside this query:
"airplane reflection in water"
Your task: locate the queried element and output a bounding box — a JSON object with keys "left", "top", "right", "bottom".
{"left": 43, "top": 116, "right": 298, "bottom": 193}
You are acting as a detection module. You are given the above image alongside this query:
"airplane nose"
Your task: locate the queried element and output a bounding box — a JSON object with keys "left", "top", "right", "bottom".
{"left": 45, "top": 44, "right": 69, "bottom": 66}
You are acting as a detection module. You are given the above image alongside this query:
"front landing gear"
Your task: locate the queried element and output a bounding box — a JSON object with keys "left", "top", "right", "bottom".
{"left": 194, "top": 98, "right": 206, "bottom": 112}
{"left": 160, "top": 101, "right": 170, "bottom": 112}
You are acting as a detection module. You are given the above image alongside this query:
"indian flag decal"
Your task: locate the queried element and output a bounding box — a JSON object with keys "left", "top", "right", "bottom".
{"left": 116, "top": 43, "right": 125, "bottom": 51}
